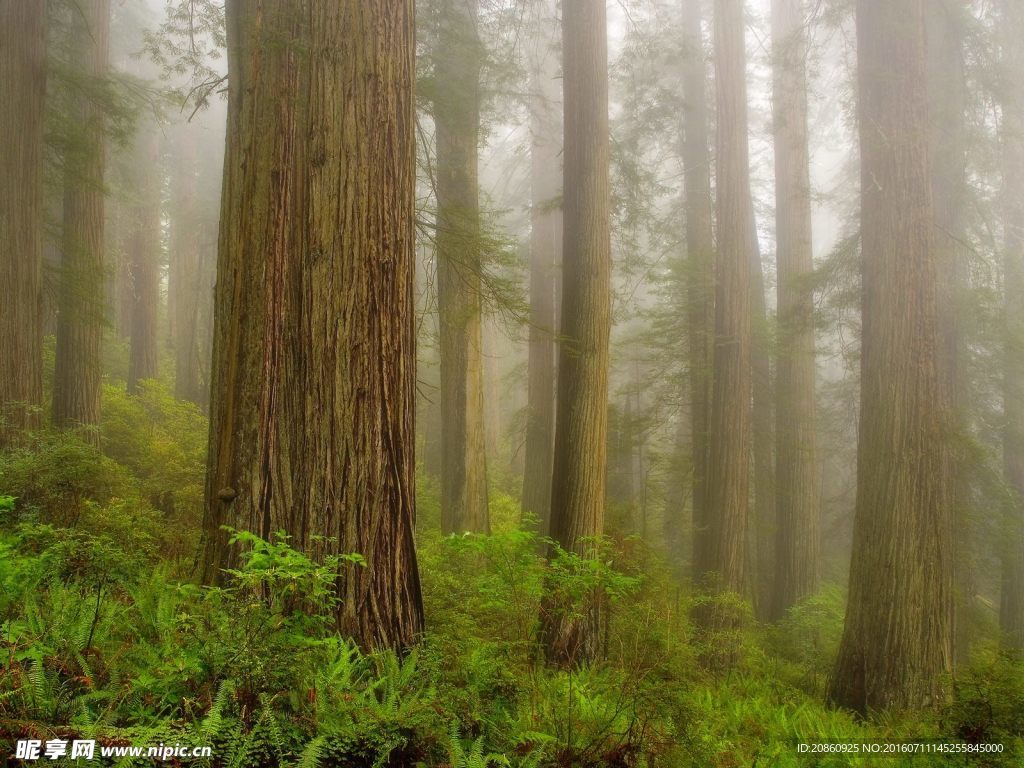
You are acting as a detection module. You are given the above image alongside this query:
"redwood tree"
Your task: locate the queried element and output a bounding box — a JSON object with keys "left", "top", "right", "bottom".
{"left": 927, "top": 0, "right": 970, "bottom": 660}
{"left": 201, "top": 0, "right": 423, "bottom": 652}
{"left": 0, "top": 0, "right": 46, "bottom": 443}
{"left": 681, "top": 0, "right": 716, "bottom": 580}
{"left": 169, "top": 130, "right": 204, "bottom": 405}
{"left": 999, "top": 0, "right": 1024, "bottom": 651}
{"left": 53, "top": 0, "right": 110, "bottom": 441}
{"left": 521, "top": 0, "right": 562, "bottom": 534}
{"left": 771, "top": 0, "right": 819, "bottom": 620}
{"left": 435, "top": 0, "right": 490, "bottom": 534}
{"left": 126, "top": 128, "right": 161, "bottom": 394}
{"left": 542, "top": 0, "right": 611, "bottom": 666}
{"left": 828, "top": 0, "right": 953, "bottom": 712}
{"left": 703, "top": 0, "right": 754, "bottom": 595}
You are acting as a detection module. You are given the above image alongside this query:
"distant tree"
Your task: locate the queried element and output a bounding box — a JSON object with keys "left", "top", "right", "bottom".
{"left": 126, "top": 126, "right": 161, "bottom": 394}
{"left": 434, "top": 0, "right": 490, "bottom": 534}
{"left": 521, "top": 0, "right": 561, "bottom": 534}
{"left": 201, "top": 0, "right": 424, "bottom": 651}
{"left": 771, "top": 0, "right": 819, "bottom": 620}
{"left": 0, "top": 0, "right": 46, "bottom": 443}
{"left": 53, "top": 0, "right": 110, "bottom": 443}
{"left": 829, "top": 0, "right": 953, "bottom": 712}
{"left": 542, "top": 0, "right": 612, "bottom": 666}
{"left": 169, "top": 130, "right": 204, "bottom": 405}
{"left": 166, "top": 119, "right": 218, "bottom": 410}
{"left": 750, "top": 218, "right": 775, "bottom": 616}
{"left": 703, "top": 0, "right": 754, "bottom": 595}
{"left": 999, "top": 0, "right": 1024, "bottom": 651}
{"left": 681, "top": 0, "right": 716, "bottom": 580}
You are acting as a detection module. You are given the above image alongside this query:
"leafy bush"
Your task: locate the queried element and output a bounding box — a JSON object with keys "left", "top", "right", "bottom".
{"left": 100, "top": 379, "right": 206, "bottom": 521}
{"left": 767, "top": 585, "right": 846, "bottom": 694}
{"left": 0, "top": 430, "right": 136, "bottom": 525}
{"left": 945, "top": 652, "right": 1024, "bottom": 762}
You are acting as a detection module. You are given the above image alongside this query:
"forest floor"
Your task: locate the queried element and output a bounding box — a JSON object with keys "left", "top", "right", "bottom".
{"left": 1, "top": 378, "right": 1022, "bottom": 767}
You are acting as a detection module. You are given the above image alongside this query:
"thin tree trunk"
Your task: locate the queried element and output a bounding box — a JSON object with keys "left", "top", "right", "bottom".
{"left": 53, "top": 0, "right": 110, "bottom": 444}
{"left": 749, "top": 220, "right": 775, "bottom": 617}
{"left": 999, "top": 0, "right": 1024, "bottom": 651}
{"left": 436, "top": 0, "right": 489, "bottom": 535}
{"left": 771, "top": 0, "right": 819, "bottom": 620}
{"left": 201, "top": 0, "right": 424, "bottom": 652}
{"left": 703, "top": 0, "right": 754, "bottom": 596}
{"left": 542, "top": 0, "right": 611, "bottom": 667}
{"left": 170, "top": 131, "right": 204, "bottom": 405}
{"left": 828, "top": 0, "right": 953, "bottom": 713}
{"left": 126, "top": 128, "right": 161, "bottom": 394}
{"left": 522, "top": 0, "right": 561, "bottom": 533}
{"left": 0, "top": 0, "right": 46, "bottom": 443}
{"left": 681, "top": 0, "right": 715, "bottom": 581}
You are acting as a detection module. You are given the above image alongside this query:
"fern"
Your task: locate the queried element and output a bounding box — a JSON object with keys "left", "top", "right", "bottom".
{"left": 297, "top": 736, "right": 325, "bottom": 768}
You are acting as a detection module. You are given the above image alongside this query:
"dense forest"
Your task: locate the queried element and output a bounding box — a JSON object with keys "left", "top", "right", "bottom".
{"left": 4, "top": 0, "right": 1024, "bottom": 765}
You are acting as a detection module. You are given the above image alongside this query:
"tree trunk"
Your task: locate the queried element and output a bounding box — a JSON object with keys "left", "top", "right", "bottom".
{"left": 770, "top": 0, "right": 819, "bottom": 620}
{"left": 53, "top": 0, "right": 110, "bottom": 443}
{"left": 436, "top": 0, "right": 489, "bottom": 535}
{"left": 999, "top": 0, "right": 1024, "bottom": 651}
{"left": 169, "top": 131, "right": 204, "bottom": 405}
{"left": 522, "top": 0, "right": 561, "bottom": 534}
{"left": 927, "top": 0, "right": 970, "bottom": 661}
{"left": 828, "top": 0, "right": 953, "bottom": 713}
{"left": 681, "top": 0, "right": 716, "bottom": 581}
{"left": 126, "top": 128, "right": 161, "bottom": 394}
{"left": 703, "top": 0, "right": 754, "bottom": 596}
{"left": 0, "top": 0, "right": 46, "bottom": 443}
{"left": 542, "top": 0, "right": 611, "bottom": 667}
{"left": 201, "top": 0, "right": 424, "bottom": 652}
{"left": 749, "top": 220, "right": 775, "bottom": 617}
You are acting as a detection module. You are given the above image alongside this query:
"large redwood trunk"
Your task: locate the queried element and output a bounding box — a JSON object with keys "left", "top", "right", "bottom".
{"left": 927, "top": 0, "right": 970, "bottom": 660}
{"left": 53, "top": 0, "right": 110, "bottom": 442}
{"left": 0, "top": 0, "right": 46, "bottom": 443}
{"left": 542, "top": 0, "right": 612, "bottom": 666}
{"left": 828, "top": 0, "right": 953, "bottom": 713}
{"left": 201, "top": 0, "right": 423, "bottom": 652}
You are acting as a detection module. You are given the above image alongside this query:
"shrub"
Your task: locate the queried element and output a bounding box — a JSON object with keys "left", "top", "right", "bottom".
{"left": 100, "top": 379, "right": 206, "bottom": 521}
{"left": 0, "top": 430, "right": 136, "bottom": 525}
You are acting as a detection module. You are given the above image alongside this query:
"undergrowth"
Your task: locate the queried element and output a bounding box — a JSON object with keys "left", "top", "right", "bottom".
{"left": 1, "top": 379, "right": 1022, "bottom": 766}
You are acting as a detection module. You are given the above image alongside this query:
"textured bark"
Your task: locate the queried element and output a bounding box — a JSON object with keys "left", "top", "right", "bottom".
{"left": 0, "top": 0, "right": 46, "bottom": 443}
{"left": 927, "top": 0, "right": 970, "bottom": 661}
{"left": 828, "top": 0, "right": 953, "bottom": 713}
{"left": 521, "top": 0, "right": 562, "bottom": 534}
{"left": 436, "top": 0, "right": 489, "bottom": 535}
{"left": 53, "top": 0, "right": 110, "bottom": 443}
{"left": 201, "top": 0, "right": 424, "bottom": 652}
{"left": 542, "top": 0, "right": 611, "bottom": 666}
{"left": 126, "top": 129, "right": 161, "bottom": 394}
{"left": 999, "top": 0, "right": 1024, "bottom": 651}
{"left": 703, "top": 0, "right": 754, "bottom": 596}
{"left": 770, "top": 0, "right": 819, "bottom": 620}
{"left": 681, "top": 0, "right": 715, "bottom": 580}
